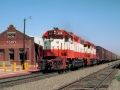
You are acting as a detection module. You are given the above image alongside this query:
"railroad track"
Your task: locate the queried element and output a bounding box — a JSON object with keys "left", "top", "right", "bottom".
{"left": 58, "top": 64, "right": 119, "bottom": 90}
{"left": 0, "top": 72, "right": 58, "bottom": 89}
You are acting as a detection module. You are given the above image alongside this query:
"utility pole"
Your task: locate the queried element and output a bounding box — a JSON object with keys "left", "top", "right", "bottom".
{"left": 22, "top": 18, "right": 26, "bottom": 70}
{"left": 22, "top": 17, "right": 31, "bottom": 70}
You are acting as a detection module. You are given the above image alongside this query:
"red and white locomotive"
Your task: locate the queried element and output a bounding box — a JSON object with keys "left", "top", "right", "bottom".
{"left": 41, "top": 27, "right": 97, "bottom": 72}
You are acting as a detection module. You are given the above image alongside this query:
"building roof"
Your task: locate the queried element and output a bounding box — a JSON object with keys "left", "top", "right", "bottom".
{"left": 33, "top": 36, "right": 44, "bottom": 46}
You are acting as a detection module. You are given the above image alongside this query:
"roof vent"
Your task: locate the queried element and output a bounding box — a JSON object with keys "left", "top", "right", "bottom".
{"left": 8, "top": 25, "right": 16, "bottom": 30}
{"left": 53, "top": 27, "right": 59, "bottom": 30}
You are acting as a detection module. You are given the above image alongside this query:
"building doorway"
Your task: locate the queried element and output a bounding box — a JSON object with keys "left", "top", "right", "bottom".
{"left": 0, "top": 49, "right": 5, "bottom": 61}
{"left": 9, "top": 49, "right": 14, "bottom": 61}
{"left": 19, "top": 48, "right": 28, "bottom": 61}
{"left": 19, "top": 49, "right": 24, "bottom": 61}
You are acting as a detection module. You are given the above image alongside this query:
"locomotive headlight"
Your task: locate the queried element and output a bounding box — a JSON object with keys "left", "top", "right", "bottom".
{"left": 54, "top": 30, "right": 56, "bottom": 34}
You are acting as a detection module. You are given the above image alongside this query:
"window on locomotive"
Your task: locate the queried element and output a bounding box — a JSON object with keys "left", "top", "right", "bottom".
{"left": 65, "top": 36, "right": 69, "bottom": 42}
{"left": 48, "top": 32, "right": 63, "bottom": 39}
{"left": 56, "top": 31, "right": 63, "bottom": 39}
{"left": 80, "top": 40, "right": 84, "bottom": 45}
{"left": 58, "top": 32, "right": 62, "bottom": 35}
{"left": 48, "top": 31, "right": 53, "bottom": 35}
{"left": 55, "top": 35, "right": 63, "bottom": 39}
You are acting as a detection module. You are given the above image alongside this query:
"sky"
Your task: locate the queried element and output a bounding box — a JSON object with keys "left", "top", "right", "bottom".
{"left": 0, "top": 0, "right": 120, "bottom": 55}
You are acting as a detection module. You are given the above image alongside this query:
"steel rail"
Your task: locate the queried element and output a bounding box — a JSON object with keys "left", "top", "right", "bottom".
{"left": 93, "top": 65, "right": 118, "bottom": 90}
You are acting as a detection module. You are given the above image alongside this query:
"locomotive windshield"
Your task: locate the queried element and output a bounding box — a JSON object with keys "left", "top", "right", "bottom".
{"left": 48, "top": 30, "right": 63, "bottom": 39}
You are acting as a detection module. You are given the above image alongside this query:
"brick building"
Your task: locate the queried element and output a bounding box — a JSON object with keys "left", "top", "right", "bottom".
{"left": 0, "top": 25, "right": 43, "bottom": 65}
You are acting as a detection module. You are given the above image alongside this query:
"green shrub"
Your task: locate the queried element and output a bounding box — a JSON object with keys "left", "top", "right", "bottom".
{"left": 116, "top": 75, "right": 120, "bottom": 81}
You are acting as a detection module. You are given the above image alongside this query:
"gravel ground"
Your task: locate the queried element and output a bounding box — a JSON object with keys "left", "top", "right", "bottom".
{"left": 1, "top": 61, "right": 118, "bottom": 90}
{"left": 108, "top": 70, "right": 120, "bottom": 90}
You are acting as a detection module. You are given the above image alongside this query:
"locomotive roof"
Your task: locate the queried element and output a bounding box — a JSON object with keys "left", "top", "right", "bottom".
{"left": 43, "top": 28, "right": 96, "bottom": 47}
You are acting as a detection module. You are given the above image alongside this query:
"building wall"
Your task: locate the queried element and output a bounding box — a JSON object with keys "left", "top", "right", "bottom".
{"left": 0, "top": 25, "right": 35, "bottom": 65}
